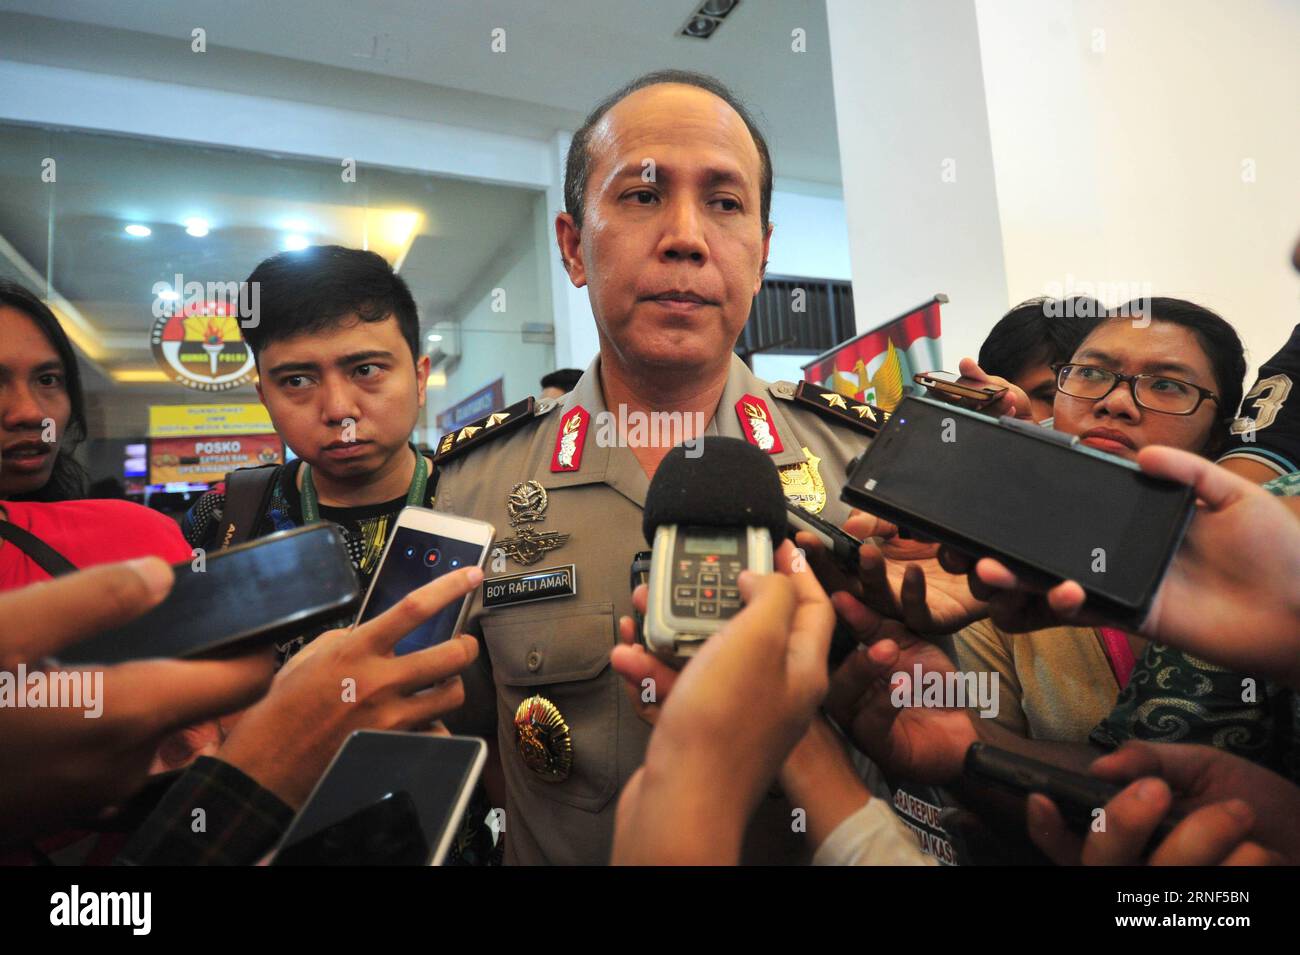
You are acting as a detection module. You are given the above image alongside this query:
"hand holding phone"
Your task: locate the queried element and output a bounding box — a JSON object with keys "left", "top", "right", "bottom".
{"left": 53, "top": 524, "right": 360, "bottom": 666}
{"left": 913, "top": 370, "right": 1007, "bottom": 410}
{"left": 214, "top": 566, "right": 483, "bottom": 809}
{"left": 0, "top": 559, "right": 275, "bottom": 842}
{"left": 842, "top": 396, "right": 1195, "bottom": 625}
{"left": 965, "top": 742, "right": 1183, "bottom": 857}
{"left": 355, "top": 507, "right": 494, "bottom": 656}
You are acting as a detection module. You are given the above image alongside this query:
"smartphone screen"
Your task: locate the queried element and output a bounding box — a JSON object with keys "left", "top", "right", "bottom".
{"left": 55, "top": 524, "right": 360, "bottom": 666}
{"left": 843, "top": 396, "right": 1195, "bottom": 619}
{"left": 359, "top": 525, "right": 487, "bottom": 656}
{"left": 272, "top": 732, "right": 487, "bottom": 866}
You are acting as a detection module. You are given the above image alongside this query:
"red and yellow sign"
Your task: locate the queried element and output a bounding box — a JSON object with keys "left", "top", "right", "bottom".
{"left": 149, "top": 434, "right": 283, "bottom": 485}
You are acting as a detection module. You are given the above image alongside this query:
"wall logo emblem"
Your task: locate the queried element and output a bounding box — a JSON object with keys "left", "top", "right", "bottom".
{"left": 151, "top": 308, "right": 256, "bottom": 392}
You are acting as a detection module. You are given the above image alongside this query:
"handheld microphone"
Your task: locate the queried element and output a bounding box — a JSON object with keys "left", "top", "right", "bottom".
{"left": 641, "top": 437, "right": 787, "bottom": 661}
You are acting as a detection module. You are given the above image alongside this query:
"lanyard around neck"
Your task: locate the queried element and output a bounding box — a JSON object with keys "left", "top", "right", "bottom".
{"left": 299, "top": 447, "right": 428, "bottom": 523}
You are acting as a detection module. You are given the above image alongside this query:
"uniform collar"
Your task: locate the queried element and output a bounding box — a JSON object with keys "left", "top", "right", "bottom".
{"left": 535, "top": 354, "right": 618, "bottom": 491}
{"left": 533, "top": 352, "right": 804, "bottom": 505}
{"left": 711, "top": 353, "right": 807, "bottom": 467}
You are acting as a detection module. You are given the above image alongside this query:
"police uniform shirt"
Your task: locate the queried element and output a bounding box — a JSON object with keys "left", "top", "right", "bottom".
{"left": 433, "top": 352, "right": 879, "bottom": 865}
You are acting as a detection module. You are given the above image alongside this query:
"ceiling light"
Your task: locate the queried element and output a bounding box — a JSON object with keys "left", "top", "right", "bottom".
{"left": 184, "top": 218, "right": 210, "bottom": 237}
{"left": 124, "top": 224, "right": 151, "bottom": 237}
{"left": 282, "top": 219, "right": 311, "bottom": 233}
{"left": 283, "top": 234, "right": 310, "bottom": 251}
{"left": 681, "top": 15, "right": 718, "bottom": 38}
{"left": 426, "top": 333, "right": 442, "bottom": 343}
{"left": 699, "top": 0, "right": 738, "bottom": 17}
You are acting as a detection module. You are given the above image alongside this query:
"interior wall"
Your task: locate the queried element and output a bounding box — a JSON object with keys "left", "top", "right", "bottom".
{"left": 976, "top": 0, "right": 1300, "bottom": 380}
{"left": 825, "top": 0, "right": 1010, "bottom": 370}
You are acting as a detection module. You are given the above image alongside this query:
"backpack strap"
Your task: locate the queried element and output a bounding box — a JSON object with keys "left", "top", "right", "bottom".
{"left": 216, "top": 464, "right": 280, "bottom": 550}
{"left": 0, "top": 519, "right": 78, "bottom": 577}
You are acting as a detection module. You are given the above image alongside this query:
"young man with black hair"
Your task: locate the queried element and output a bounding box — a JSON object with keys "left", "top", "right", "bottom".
{"left": 180, "top": 246, "right": 499, "bottom": 864}
{"left": 539, "top": 368, "right": 583, "bottom": 398}
{"left": 184, "top": 245, "right": 435, "bottom": 659}
{"left": 977, "top": 296, "right": 1102, "bottom": 423}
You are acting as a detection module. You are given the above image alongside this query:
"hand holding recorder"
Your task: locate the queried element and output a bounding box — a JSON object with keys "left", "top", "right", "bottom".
{"left": 611, "top": 540, "right": 835, "bottom": 864}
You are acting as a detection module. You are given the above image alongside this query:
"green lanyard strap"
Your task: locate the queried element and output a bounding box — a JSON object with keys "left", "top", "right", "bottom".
{"left": 300, "top": 448, "right": 429, "bottom": 524}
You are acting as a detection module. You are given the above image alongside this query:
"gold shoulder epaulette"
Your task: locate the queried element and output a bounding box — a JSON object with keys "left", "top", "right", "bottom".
{"left": 769, "top": 380, "right": 892, "bottom": 437}
{"left": 432, "top": 396, "right": 549, "bottom": 464}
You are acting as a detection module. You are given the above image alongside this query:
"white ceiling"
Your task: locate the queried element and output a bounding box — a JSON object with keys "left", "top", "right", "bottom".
{"left": 0, "top": 0, "right": 842, "bottom": 399}
{"left": 0, "top": 120, "right": 539, "bottom": 374}
{"left": 0, "top": 0, "right": 841, "bottom": 184}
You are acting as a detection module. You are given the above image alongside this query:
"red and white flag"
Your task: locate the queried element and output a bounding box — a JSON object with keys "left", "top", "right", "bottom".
{"left": 801, "top": 297, "right": 944, "bottom": 412}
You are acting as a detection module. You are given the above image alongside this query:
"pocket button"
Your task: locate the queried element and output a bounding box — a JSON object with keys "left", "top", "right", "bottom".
{"left": 526, "top": 649, "right": 543, "bottom": 672}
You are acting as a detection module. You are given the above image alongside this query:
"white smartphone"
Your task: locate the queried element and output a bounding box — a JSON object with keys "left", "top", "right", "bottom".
{"left": 355, "top": 506, "right": 495, "bottom": 656}
{"left": 270, "top": 731, "right": 488, "bottom": 866}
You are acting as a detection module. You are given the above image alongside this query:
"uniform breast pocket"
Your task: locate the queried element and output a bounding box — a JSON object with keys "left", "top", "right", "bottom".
{"left": 481, "top": 601, "right": 618, "bottom": 812}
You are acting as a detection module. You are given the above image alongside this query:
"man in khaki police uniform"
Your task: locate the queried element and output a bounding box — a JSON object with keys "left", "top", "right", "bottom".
{"left": 433, "top": 70, "right": 886, "bottom": 865}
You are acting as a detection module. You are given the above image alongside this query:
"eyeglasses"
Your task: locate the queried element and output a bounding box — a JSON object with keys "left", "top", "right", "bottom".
{"left": 1051, "top": 363, "right": 1220, "bottom": 416}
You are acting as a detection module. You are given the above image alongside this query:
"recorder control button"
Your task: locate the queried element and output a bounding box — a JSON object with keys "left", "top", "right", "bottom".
{"left": 698, "top": 572, "right": 720, "bottom": 587}
{"left": 720, "top": 587, "right": 739, "bottom": 601}
{"left": 674, "top": 586, "right": 697, "bottom": 601}
{"left": 697, "top": 601, "right": 718, "bottom": 616}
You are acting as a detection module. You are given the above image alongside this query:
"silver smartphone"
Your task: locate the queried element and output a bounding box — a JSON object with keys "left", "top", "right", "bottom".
{"left": 354, "top": 507, "right": 495, "bottom": 656}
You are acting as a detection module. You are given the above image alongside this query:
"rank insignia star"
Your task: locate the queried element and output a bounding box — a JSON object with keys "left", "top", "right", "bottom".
{"left": 431, "top": 396, "right": 538, "bottom": 466}
{"left": 790, "top": 382, "right": 891, "bottom": 437}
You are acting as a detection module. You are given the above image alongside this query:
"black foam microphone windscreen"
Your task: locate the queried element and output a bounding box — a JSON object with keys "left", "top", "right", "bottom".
{"left": 642, "top": 436, "right": 788, "bottom": 544}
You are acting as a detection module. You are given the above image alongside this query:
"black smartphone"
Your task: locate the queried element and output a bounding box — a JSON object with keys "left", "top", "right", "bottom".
{"left": 841, "top": 395, "right": 1195, "bottom": 625}
{"left": 54, "top": 524, "right": 360, "bottom": 666}
{"left": 964, "top": 743, "right": 1182, "bottom": 850}
{"left": 785, "top": 501, "right": 864, "bottom": 574}
{"left": 271, "top": 731, "right": 488, "bottom": 866}
{"left": 913, "top": 371, "right": 1007, "bottom": 409}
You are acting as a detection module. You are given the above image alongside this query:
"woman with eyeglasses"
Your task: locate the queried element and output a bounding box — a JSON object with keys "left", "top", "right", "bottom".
{"left": 1049, "top": 297, "right": 1244, "bottom": 464}
{"left": 952, "top": 298, "right": 1255, "bottom": 757}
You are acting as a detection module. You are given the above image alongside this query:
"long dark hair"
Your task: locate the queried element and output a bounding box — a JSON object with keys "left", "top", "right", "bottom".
{"left": 0, "top": 280, "right": 88, "bottom": 501}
